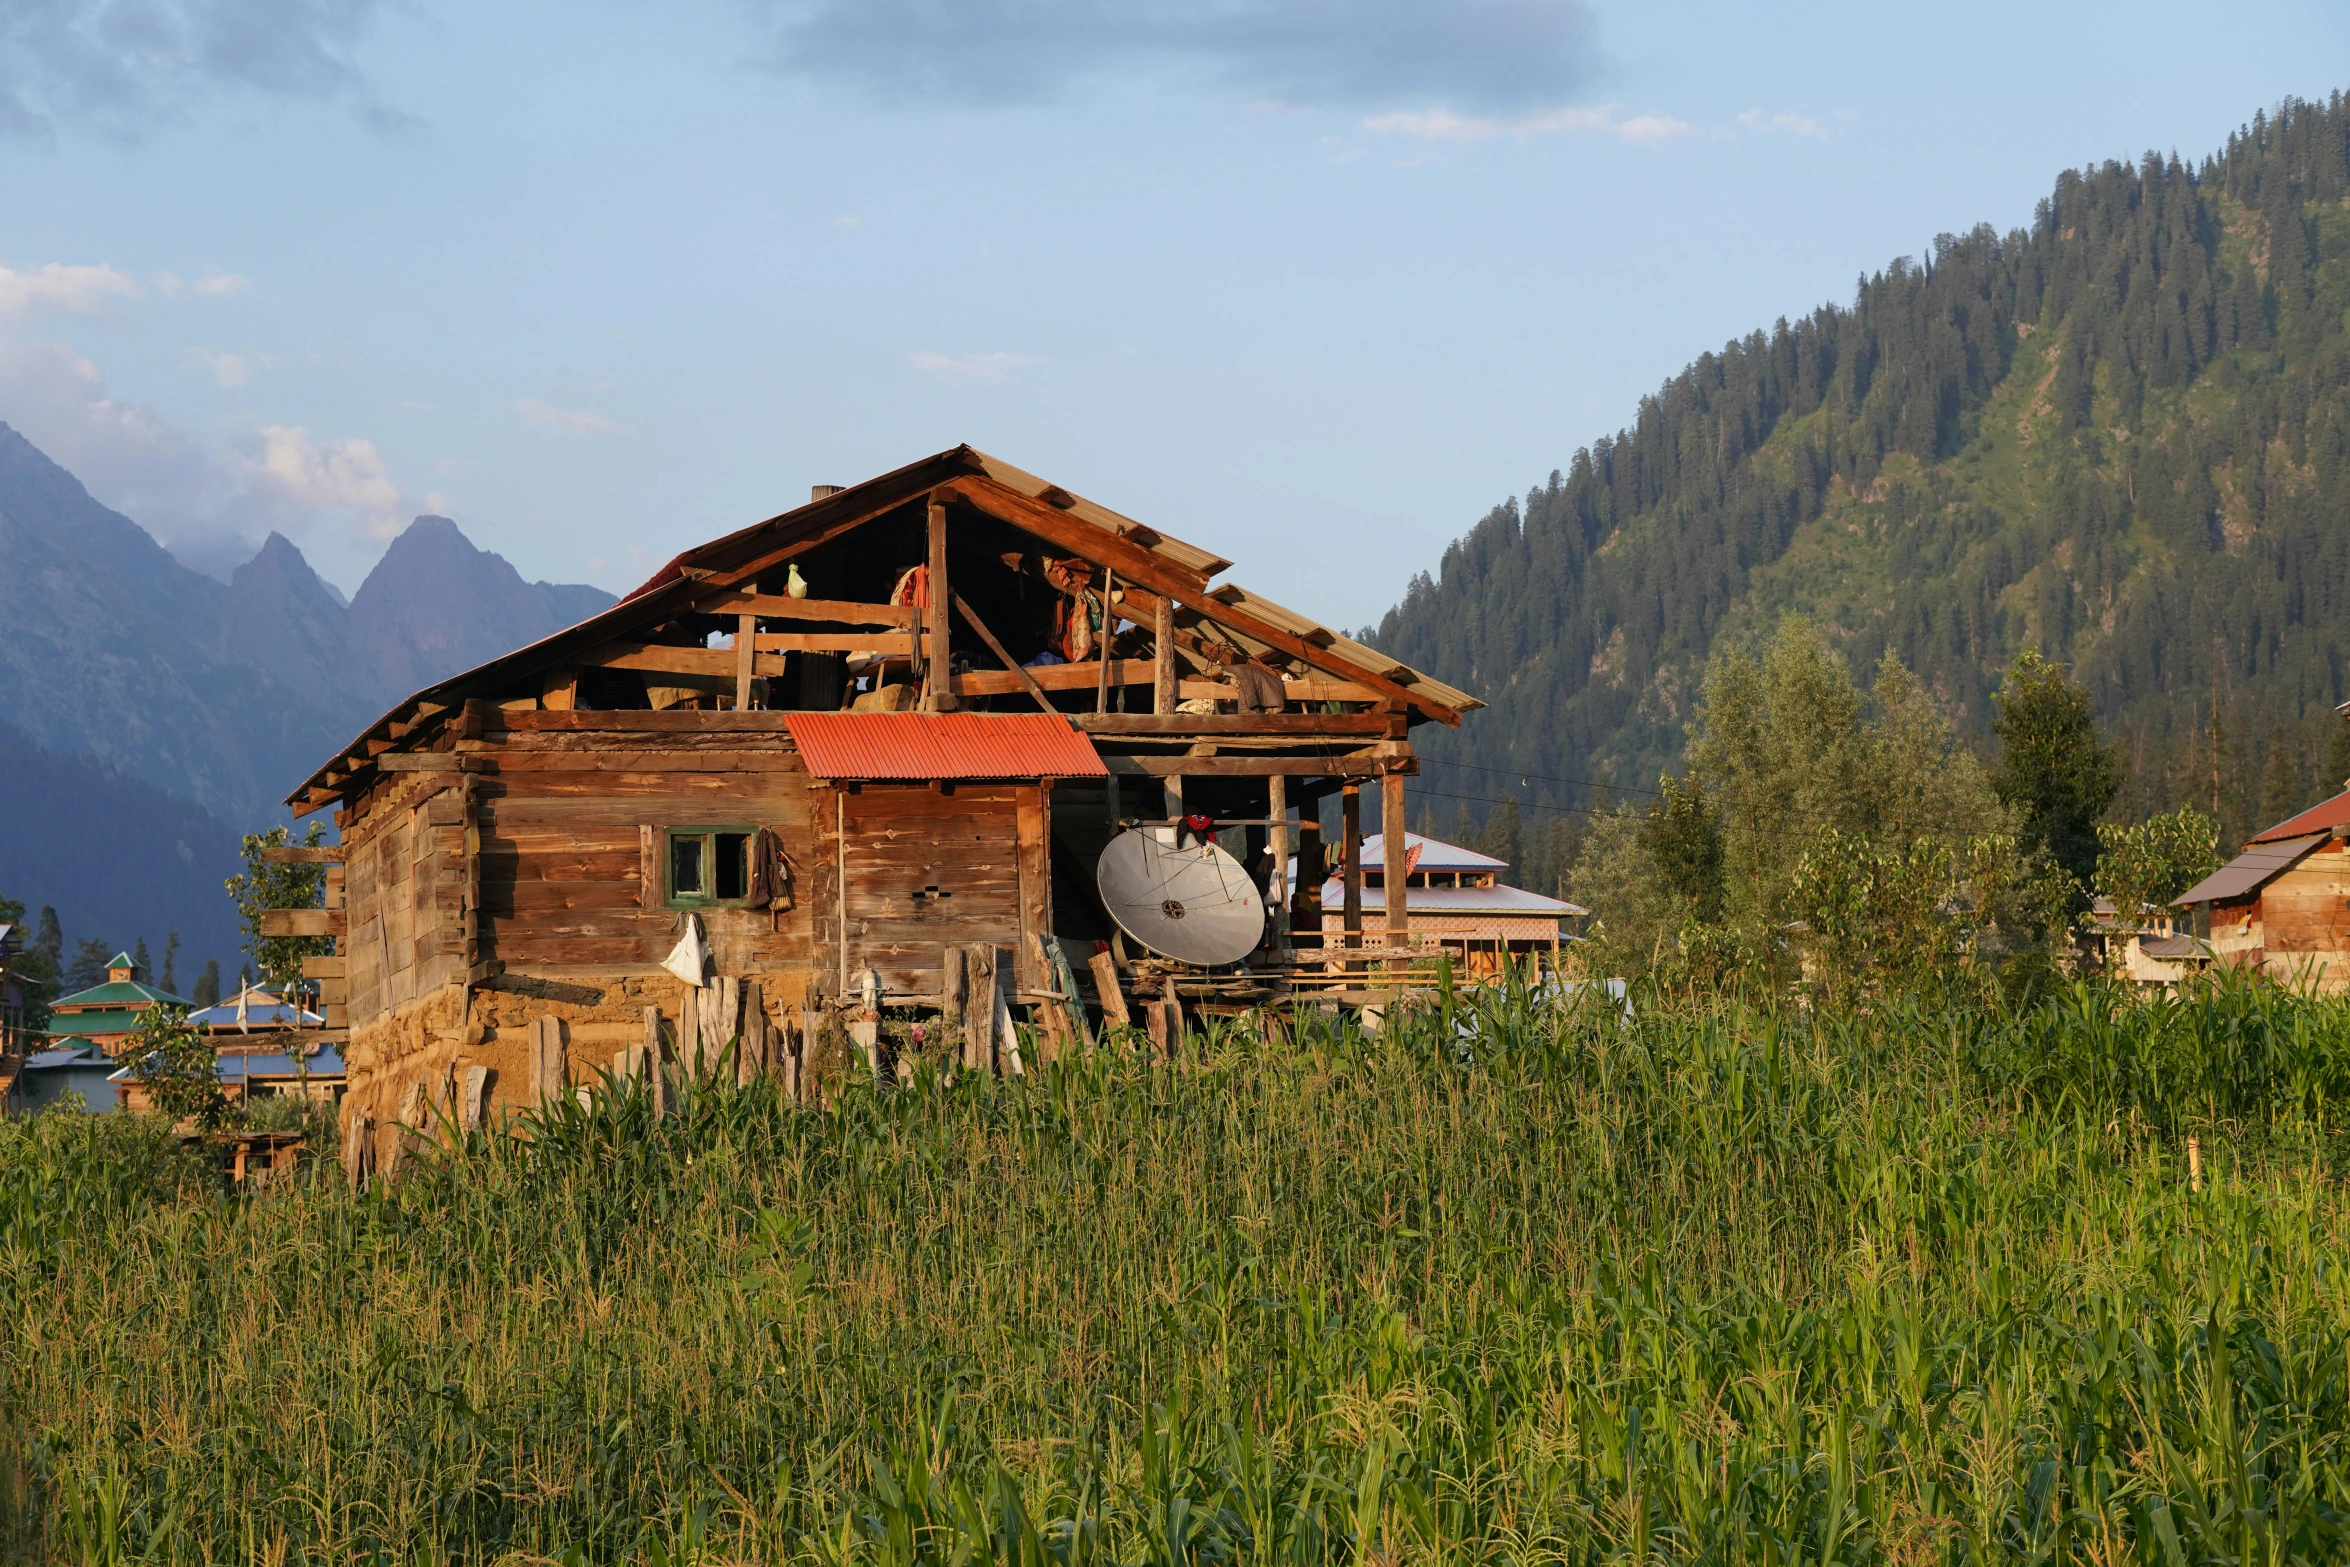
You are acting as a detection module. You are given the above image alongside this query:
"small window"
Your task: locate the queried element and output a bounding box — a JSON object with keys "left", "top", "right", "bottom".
{"left": 666, "top": 825, "right": 757, "bottom": 908}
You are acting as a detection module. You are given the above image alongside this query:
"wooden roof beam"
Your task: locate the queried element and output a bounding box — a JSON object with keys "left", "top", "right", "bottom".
{"left": 939, "top": 476, "right": 1459, "bottom": 725}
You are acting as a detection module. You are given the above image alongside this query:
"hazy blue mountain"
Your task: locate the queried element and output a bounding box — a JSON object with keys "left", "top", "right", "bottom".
{"left": 0, "top": 719, "right": 246, "bottom": 987}
{"left": 0, "top": 425, "right": 615, "bottom": 985}
{"left": 346, "top": 515, "right": 615, "bottom": 709}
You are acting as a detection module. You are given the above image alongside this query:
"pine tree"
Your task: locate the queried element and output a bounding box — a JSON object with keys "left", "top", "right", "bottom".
{"left": 65, "top": 938, "right": 113, "bottom": 991}
{"left": 160, "top": 931, "right": 180, "bottom": 996}
{"left": 1991, "top": 651, "right": 2121, "bottom": 897}
{"left": 132, "top": 936, "right": 151, "bottom": 981}
{"left": 32, "top": 907, "right": 60, "bottom": 971}
{"left": 192, "top": 959, "right": 222, "bottom": 1009}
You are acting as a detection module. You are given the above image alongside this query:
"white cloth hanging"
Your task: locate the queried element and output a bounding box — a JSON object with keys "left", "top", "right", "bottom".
{"left": 663, "top": 913, "right": 711, "bottom": 987}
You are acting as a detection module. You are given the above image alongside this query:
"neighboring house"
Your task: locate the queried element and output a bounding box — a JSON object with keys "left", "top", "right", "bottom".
{"left": 46, "top": 952, "right": 192, "bottom": 1056}
{"left": 2084, "top": 897, "right": 2213, "bottom": 986}
{"left": 189, "top": 982, "right": 323, "bottom": 1036}
{"left": 1306, "top": 832, "right": 1584, "bottom": 977}
{"left": 2175, "top": 791, "right": 2350, "bottom": 990}
{"left": 106, "top": 983, "right": 346, "bottom": 1112}
{"left": 110, "top": 1043, "right": 347, "bottom": 1113}
{"left": 7, "top": 1039, "right": 118, "bottom": 1113}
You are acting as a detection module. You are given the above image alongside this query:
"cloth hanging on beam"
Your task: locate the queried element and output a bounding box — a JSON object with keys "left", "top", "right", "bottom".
{"left": 747, "top": 827, "right": 792, "bottom": 909}
{"left": 1232, "top": 661, "right": 1285, "bottom": 713}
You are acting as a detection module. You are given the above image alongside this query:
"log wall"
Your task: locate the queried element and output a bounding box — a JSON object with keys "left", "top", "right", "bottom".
{"left": 337, "top": 716, "right": 1059, "bottom": 1166}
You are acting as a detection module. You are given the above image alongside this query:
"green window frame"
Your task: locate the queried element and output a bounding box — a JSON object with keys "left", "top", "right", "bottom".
{"left": 665, "top": 824, "right": 759, "bottom": 909}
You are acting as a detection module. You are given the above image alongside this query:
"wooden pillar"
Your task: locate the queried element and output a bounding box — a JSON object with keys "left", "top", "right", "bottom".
{"left": 735, "top": 613, "right": 757, "bottom": 711}
{"left": 925, "top": 494, "right": 954, "bottom": 711}
{"left": 1382, "top": 766, "right": 1410, "bottom": 978}
{"left": 1341, "top": 783, "right": 1363, "bottom": 958}
{"left": 1152, "top": 594, "right": 1176, "bottom": 714}
{"left": 1292, "top": 814, "right": 1324, "bottom": 948}
{"left": 1267, "top": 772, "right": 1290, "bottom": 959}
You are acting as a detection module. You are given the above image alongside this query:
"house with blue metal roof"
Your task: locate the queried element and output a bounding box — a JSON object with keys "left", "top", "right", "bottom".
{"left": 1299, "top": 832, "right": 1584, "bottom": 978}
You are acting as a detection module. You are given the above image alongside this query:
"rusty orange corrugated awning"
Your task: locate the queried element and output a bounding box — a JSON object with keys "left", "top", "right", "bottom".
{"left": 783, "top": 711, "right": 1108, "bottom": 781}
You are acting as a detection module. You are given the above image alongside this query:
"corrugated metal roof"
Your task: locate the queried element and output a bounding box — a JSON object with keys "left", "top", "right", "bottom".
{"left": 785, "top": 712, "right": 1107, "bottom": 781}
{"left": 2250, "top": 790, "right": 2350, "bottom": 843}
{"left": 2175, "top": 833, "right": 2328, "bottom": 905}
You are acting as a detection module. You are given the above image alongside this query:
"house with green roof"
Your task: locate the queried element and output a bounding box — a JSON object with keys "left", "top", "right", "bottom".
{"left": 48, "top": 951, "right": 191, "bottom": 1057}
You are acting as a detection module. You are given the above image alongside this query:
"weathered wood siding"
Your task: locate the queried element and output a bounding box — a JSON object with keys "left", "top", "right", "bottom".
{"left": 475, "top": 719, "right": 827, "bottom": 981}
{"left": 839, "top": 784, "right": 1050, "bottom": 995}
{"left": 347, "top": 780, "right": 472, "bottom": 1027}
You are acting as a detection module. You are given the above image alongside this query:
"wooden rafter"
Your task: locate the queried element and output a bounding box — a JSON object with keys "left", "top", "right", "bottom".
{"left": 937, "top": 477, "right": 1460, "bottom": 725}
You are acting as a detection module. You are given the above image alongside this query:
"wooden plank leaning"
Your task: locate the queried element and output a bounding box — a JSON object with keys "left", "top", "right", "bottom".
{"left": 1087, "top": 950, "right": 1130, "bottom": 1031}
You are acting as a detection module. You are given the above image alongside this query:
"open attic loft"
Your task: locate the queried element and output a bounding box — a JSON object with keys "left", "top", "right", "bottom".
{"left": 289, "top": 446, "right": 1479, "bottom": 816}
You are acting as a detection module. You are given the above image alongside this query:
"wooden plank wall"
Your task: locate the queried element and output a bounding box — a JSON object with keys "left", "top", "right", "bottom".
{"left": 476, "top": 739, "right": 826, "bottom": 979}
{"left": 343, "top": 718, "right": 1061, "bottom": 1019}
{"left": 2261, "top": 846, "right": 2350, "bottom": 975}
{"left": 842, "top": 785, "right": 1041, "bottom": 996}
{"left": 347, "top": 783, "right": 469, "bottom": 1027}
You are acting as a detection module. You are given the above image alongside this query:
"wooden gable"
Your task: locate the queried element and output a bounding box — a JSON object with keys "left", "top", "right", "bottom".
{"left": 288, "top": 446, "right": 1478, "bottom": 815}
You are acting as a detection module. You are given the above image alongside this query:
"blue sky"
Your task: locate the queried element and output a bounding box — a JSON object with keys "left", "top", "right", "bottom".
{"left": 3, "top": 1, "right": 2347, "bottom": 628}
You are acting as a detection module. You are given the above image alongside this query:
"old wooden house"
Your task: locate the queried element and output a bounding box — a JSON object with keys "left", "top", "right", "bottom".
{"left": 274, "top": 448, "right": 1478, "bottom": 1173}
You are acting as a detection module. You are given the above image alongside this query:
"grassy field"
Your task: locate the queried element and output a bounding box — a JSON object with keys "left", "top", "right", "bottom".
{"left": 1, "top": 973, "right": 2347, "bottom": 1564}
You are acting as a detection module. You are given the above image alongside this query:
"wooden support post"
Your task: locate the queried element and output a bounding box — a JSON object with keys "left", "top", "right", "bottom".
{"left": 739, "top": 980, "right": 765, "bottom": 1086}
{"left": 1341, "top": 783, "right": 1364, "bottom": 960}
{"left": 530, "top": 1016, "right": 566, "bottom": 1106}
{"left": 1096, "top": 572, "right": 1115, "bottom": 714}
{"left": 459, "top": 1065, "right": 488, "bottom": 1133}
{"left": 1267, "top": 772, "right": 1290, "bottom": 959}
{"left": 796, "top": 1007, "right": 821, "bottom": 1102}
{"left": 962, "top": 944, "right": 1000, "bottom": 1072}
{"left": 1382, "top": 765, "right": 1410, "bottom": 983}
{"left": 925, "top": 494, "right": 954, "bottom": 711}
{"left": 1152, "top": 593, "right": 1176, "bottom": 715}
{"left": 1088, "top": 950, "right": 1130, "bottom": 1030}
{"left": 1293, "top": 813, "right": 1324, "bottom": 949}
{"left": 641, "top": 1005, "right": 662, "bottom": 1095}
{"left": 736, "top": 613, "right": 758, "bottom": 711}
{"left": 678, "top": 985, "right": 702, "bottom": 1080}
{"left": 542, "top": 667, "right": 577, "bottom": 712}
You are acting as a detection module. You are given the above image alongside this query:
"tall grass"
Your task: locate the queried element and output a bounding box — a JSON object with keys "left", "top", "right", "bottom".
{"left": 1, "top": 977, "right": 2346, "bottom": 1563}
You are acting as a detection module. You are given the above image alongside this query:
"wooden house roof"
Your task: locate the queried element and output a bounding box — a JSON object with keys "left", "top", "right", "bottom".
{"left": 288, "top": 445, "right": 1480, "bottom": 812}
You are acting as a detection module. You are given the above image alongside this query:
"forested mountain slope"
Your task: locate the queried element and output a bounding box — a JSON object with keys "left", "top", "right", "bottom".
{"left": 1372, "top": 95, "right": 2350, "bottom": 852}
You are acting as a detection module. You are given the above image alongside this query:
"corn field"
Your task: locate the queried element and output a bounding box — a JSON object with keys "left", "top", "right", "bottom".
{"left": 2, "top": 971, "right": 2347, "bottom": 1564}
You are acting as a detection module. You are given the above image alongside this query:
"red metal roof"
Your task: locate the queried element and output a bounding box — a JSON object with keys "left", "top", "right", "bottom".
{"left": 783, "top": 712, "right": 1107, "bottom": 781}
{"left": 2250, "top": 790, "right": 2350, "bottom": 843}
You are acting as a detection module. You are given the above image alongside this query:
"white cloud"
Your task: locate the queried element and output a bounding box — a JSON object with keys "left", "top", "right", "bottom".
{"left": 187, "top": 346, "right": 267, "bottom": 387}
{"left": 0, "top": 262, "right": 137, "bottom": 318}
{"left": 1363, "top": 102, "right": 1692, "bottom": 143}
{"left": 192, "top": 272, "right": 250, "bottom": 296}
{"left": 832, "top": 213, "right": 861, "bottom": 229}
{"left": 909, "top": 350, "right": 1039, "bottom": 383}
{"left": 244, "top": 424, "right": 408, "bottom": 540}
{"left": 1738, "top": 109, "right": 1830, "bottom": 138}
{"left": 514, "top": 396, "right": 627, "bottom": 436}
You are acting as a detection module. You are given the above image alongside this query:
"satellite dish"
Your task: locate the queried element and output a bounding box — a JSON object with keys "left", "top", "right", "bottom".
{"left": 1096, "top": 828, "right": 1266, "bottom": 967}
